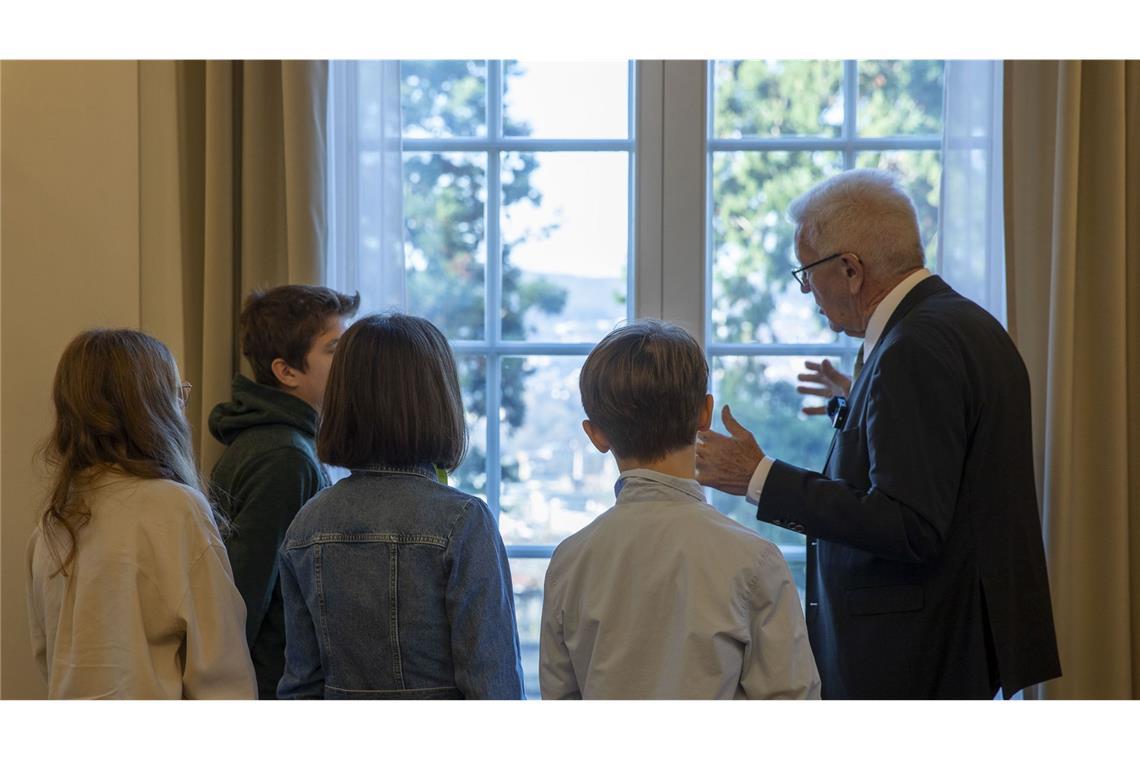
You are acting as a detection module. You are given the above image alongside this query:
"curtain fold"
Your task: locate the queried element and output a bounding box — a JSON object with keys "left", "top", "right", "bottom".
{"left": 326, "top": 60, "right": 404, "bottom": 314}
{"left": 1004, "top": 60, "right": 1140, "bottom": 699}
{"left": 139, "top": 60, "right": 329, "bottom": 471}
{"left": 938, "top": 60, "right": 1005, "bottom": 323}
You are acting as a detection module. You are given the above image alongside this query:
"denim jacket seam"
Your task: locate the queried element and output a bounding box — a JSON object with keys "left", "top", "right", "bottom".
{"left": 284, "top": 532, "right": 448, "bottom": 550}
{"left": 389, "top": 544, "right": 405, "bottom": 689}
{"left": 324, "top": 684, "right": 460, "bottom": 694}
{"left": 314, "top": 544, "right": 333, "bottom": 666}
{"left": 350, "top": 464, "right": 438, "bottom": 480}
{"left": 443, "top": 498, "right": 480, "bottom": 545}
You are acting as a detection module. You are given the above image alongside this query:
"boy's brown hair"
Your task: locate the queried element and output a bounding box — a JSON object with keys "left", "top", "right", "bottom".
{"left": 317, "top": 313, "right": 467, "bottom": 471}
{"left": 240, "top": 285, "right": 361, "bottom": 387}
{"left": 579, "top": 320, "right": 708, "bottom": 462}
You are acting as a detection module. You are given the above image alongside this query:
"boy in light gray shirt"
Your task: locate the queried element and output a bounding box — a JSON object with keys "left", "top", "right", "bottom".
{"left": 539, "top": 320, "right": 820, "bottom": 699}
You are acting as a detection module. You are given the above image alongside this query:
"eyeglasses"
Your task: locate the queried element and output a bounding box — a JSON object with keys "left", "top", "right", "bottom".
{"left": 791, "top": 252, "right": 854, "bottom": 288}
{"left": 178, "top": 382, "right": 193, "bottom": 405}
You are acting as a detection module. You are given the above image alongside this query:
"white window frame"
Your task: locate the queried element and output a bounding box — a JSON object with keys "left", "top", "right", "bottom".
{"left": 330, "top": 59, "right": 962, "bottom": 571}
{"left": 331, "top": 60, "right": 638, "bottom": 561}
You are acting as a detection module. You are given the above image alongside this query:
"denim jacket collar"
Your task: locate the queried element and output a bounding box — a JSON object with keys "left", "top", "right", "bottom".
{"left": 350, "top": 463, "right": 440, "bottom": 481}
{"left": 614, "top": 468, "right": 706, "bottom": 506}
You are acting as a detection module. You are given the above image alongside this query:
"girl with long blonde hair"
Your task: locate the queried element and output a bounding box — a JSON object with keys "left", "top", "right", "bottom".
{"left": 27, "top": 329, "right": 256, "bottom": 698}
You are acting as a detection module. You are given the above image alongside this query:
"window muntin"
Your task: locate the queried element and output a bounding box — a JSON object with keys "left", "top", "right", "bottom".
{"left": 342, "top": 59, "right": 950, "bottom": 697}
{"left": 389, "top": 60, "right": 633, "bottom": 698}
{"left": 707, "top": 59, "right": 946, "bottom": 583}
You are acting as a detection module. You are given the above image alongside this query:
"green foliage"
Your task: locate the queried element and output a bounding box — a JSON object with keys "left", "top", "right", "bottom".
{"left": 709, "top": 60, "right": 944, "bottom": 538}
{"left": 399, "top": 61, "right": 569, "bottom": 493}
{"left": 711, "top": 150, "right": 843, "bottom": 344}
{"left": 395, "top": 59, "right": 944, "bottom": 531}
{"left": 714, "top": 60, "right": 844, "bottom": 138}
{"left": 710, "top": 356, "right": 837, "bottom": 537}
{"left": 858, "top": 60, "right": 944, "bottom": 136}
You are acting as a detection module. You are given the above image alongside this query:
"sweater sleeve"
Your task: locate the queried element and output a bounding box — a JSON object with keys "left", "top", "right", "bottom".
{"left": 224, "top": 448, "right": 323, "bottom": 645}
{"left": 25, "top": 531, "right": 49, "bottom": 683}
{"left": 178, "top": 538, "right": 259, "bottom": 699}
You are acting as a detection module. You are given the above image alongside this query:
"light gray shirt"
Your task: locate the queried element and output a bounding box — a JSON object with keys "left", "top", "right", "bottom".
{"left": 539, "top": 468, "right": 820, "bottom": 699}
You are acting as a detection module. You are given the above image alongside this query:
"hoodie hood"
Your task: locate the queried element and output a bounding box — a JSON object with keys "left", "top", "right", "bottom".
{"left": 209, "top": 374, "right": 319, "bottom": 445}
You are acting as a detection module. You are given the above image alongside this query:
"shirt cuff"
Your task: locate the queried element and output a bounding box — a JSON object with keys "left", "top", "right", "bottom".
{"left": 746, "top": 456, "right": 775, "bottom": 505}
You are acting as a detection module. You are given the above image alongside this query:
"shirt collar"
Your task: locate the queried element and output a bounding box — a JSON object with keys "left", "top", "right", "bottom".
{"left": 862, "top": 268, "right": 932, "bottom": 359}
{"left": 614, "top": 468, "right": 707, "bottom": 505}
{"left": 350, "top": 463, "right": 440, "bottom": 481}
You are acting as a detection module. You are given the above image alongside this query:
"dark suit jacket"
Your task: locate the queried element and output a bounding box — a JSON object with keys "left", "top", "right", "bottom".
{"left": 758, "top": 276, "right": 1061, "bottom": 698}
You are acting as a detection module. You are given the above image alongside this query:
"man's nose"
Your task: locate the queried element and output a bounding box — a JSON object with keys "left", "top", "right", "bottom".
{"left": 799, "top": 278, "right": 812, "bottom": 295}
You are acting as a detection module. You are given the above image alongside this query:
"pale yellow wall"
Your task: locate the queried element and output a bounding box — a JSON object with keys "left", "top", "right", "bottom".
{"left": 1, "top": 60, "right": 141, "bottom": 699}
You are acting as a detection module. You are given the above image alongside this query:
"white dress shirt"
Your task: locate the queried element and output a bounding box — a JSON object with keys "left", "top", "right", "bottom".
{"left": 540, "top": 468, "right": 820, "bottom": 699}
{"left": 746, "top": 268, "right": 933, "bottom": 504}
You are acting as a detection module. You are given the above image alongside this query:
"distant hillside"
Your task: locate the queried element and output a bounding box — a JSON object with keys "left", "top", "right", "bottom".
{"left": 521, "top": 271, "right": 627, "bottom": 339}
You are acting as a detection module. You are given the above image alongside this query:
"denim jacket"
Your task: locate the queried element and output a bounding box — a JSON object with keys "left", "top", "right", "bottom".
{"left": 277, "top": 465, "right": 525, "bottom": 699}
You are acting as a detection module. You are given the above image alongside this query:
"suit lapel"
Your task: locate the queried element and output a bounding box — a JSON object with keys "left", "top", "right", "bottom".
{"left": 818, "top": 276, "right": 951, "bottom": 475}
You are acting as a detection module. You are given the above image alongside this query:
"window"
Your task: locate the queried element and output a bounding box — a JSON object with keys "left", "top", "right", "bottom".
{"left": 333, "top": 60, "right": 634, "bottom": 698}
{"left": 331, "top": 59, "right": 974, "bottom": 698}
{"left": 705, "top": 60, "right": 946, "bottom": 589}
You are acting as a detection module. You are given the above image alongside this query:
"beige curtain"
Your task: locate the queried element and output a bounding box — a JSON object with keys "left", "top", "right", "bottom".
{"left": 1004, "top": 60, "right": 1140, "bottom": 699}
{"left": 138, "top": 60, "right": 328, "bottom": 470}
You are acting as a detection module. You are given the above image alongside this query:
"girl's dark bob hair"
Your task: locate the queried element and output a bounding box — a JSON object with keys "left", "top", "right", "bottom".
{"left": 317, "top": 313, "right": 467, "bottom": 471}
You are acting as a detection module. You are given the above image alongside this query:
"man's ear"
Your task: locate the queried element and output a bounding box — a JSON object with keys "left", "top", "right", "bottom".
{"left": 843, "top": 253, "right": 865, "bottom": 294}
{"left": 581, "top": 419, "right": 611, "bottom": 454}
{"left": 271, "top": 357, "right": 302, "bottom": 390}
{"left": 696, "top": 393, "right": 714, "bottom": 432}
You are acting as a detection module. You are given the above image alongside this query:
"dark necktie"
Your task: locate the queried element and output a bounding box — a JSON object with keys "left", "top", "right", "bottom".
{"left": 853, "top": 345, "right": 865, "bottom": 384}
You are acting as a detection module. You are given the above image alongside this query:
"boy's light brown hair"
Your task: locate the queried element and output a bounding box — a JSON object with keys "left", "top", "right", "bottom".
{"left": 240, "top": 285, "right": 361, "bottom": 387}
{"left": 579, "top": 320, "right": 708, "bottom": 462}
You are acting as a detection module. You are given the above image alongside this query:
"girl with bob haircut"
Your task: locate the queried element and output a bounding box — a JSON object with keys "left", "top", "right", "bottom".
{"left": 27, "top": 329, "right": 256, "bottom": 699}
{"left": 277, "top": 313, "right": 525, "bottom": 699}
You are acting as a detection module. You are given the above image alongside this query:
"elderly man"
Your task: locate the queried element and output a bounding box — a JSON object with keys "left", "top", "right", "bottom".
{"left": 696, "top": 169, "right": 1061, "bottom": 699}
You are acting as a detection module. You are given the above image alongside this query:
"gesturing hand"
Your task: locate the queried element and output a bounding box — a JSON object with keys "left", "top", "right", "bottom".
{"left": 695, "top": 405, "right": 765, "bottom": 496}
{"left": 796, "top": 359, "right": 852, "bottom": 416}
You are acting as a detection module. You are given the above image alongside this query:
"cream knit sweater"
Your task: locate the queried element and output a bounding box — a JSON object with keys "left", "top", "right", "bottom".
{"left": 26, "top": 470, "right": 257, "bottom": 699}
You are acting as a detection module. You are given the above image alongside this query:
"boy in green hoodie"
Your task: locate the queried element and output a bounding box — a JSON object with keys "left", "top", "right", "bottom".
{"left": 209, "top": 284, "right": 360, "bottom": 699}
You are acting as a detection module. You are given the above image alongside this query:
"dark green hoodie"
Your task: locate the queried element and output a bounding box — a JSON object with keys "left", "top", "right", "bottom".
{"left": 209, "top": 374, "right": 330, "bottom": 700}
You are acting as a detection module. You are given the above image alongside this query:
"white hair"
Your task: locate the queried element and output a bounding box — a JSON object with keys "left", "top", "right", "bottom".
{"left": 787, "top": 168, "right": 925, "bottom": 277}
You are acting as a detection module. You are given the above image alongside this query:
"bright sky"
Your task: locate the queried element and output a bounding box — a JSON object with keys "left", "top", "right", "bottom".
{"left": 502, "top": 62, "right": 631, "bottom": 280}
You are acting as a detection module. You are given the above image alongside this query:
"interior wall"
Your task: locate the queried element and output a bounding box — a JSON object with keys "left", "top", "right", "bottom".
{"left": 1, "top": 60, "right": 141, "bottom": 699}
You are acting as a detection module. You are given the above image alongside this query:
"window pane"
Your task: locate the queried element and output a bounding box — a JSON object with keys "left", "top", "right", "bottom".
{"left": 451, "top": 354, "right": 488, "bottom": 501}
{"left": 857, "top": 60, "right": 945, "bottom": 137}
{"left": 503, "top": 61, "right": 629, "bottom": 139}
{"left": 509, "top": 557, "right": 549, "bottom": 700}
{"left": 499, "top": 356, "right": 619, "bottom": 545}
{"left": 400, "top": 60, "right": 487, "bottom": 138}
{"left": 711, "top": 150, "right": 845, "bottom": 344}
{"left": 709, "top": 353, "right": 847, "bottom": 597}
{"left": 855, "top": 151, "right": 942, "bottom": 269}
{"left": 501, "top": 152, "right": 629, "bottom": 343}
{"left": 356, "top": 61, "right": 397, "bottom": 143}
{"left": 712, "top": 60, "right": 844, "bottom": 139}
{"left": 403, "top": 151, "right": 486, "bottom": 340}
